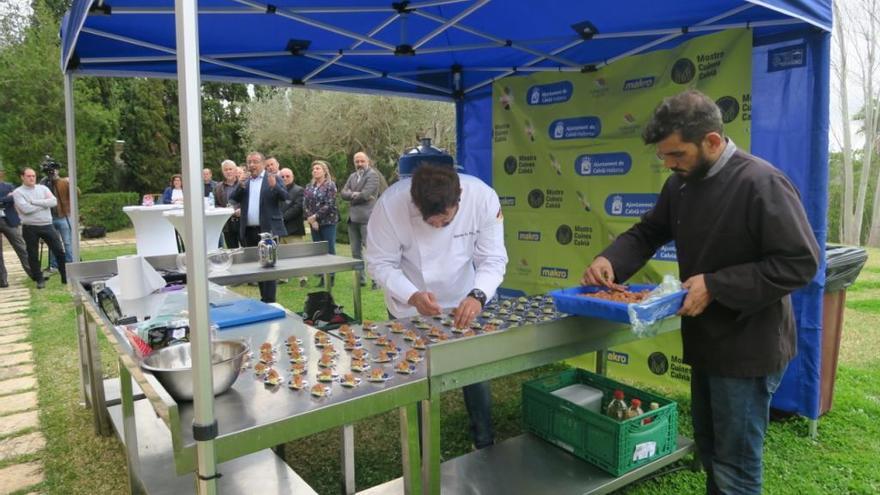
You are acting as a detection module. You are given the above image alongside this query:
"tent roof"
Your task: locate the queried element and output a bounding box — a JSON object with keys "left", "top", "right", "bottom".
{"left": 61, "top": 0, "right": 832, "bottom": 100}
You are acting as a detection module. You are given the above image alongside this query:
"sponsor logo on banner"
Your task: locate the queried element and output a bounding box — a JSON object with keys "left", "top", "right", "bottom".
{"left": 608, "top": 351, "right": 630, "bottom": 365}
{"left": 698, "top": 51, "right": 725, "bottom": 80}
{"left": 574, "top": 225, "right": 592, "bottom": 246}
{"left": 619, "top": 113, "right": 640, "bottom": 134}
{"left": 515, "top": 257, "right": 532, "bottom": 276}
{"left": 527, "top": 81, "right": 574, "bottom": 105}
{"left": 741, "top": 93, "right": 751, "bottom": 121}
{"left": 527, "top": 189, "right": 545, "bottom": 208}
{"left": 499, "top": 196, "right": 516, "bottom": 207}
{"left": 555, "top": 225, "right": 573, "bottom": 245}
{"left": 768, "top": 44, "right": 806, "bottom": 72}
{"left": 590, "top": 77, "right": 610, "bottom": 97}
{"left": 670, "top": 355, "right": 691, "bottom": 381}
{"left": 493, "top": 123, "right": 510, "bottom": 143}
{"left": 715, "top": 96, "right": 739, "bottom": 123}
{"left": 623, "top": 76, "right": 655, "bottom": 91}
{"left": 518, "top": 231, "right": 541, "bottom": 242}
{"left": 548, "top": 117, "right": 601, "bottom": 140}
{"left": 498, "top": 86, "right": 513, "bottom": 110}
{"left": 503, "top": 155, "right": 517, "bottom": 175}
{"left": 575, "top": 152, "right": 632, "bottom": 176}
{"left": 604, "top": 193, "right": 658, "bottom": 217}
{"left": 648, "top": 352, "right": 669, "bottom": 375}
{"left": 671, "top": 58, "right": 696, "bottom": 84}
{"left": 540, "top": 266, "right": 569, "bottom": 279}
{"left": 652, "top": 242, "right": 678, "bottom": 261}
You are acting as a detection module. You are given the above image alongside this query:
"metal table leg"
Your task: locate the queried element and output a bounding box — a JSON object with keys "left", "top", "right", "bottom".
{"left": 421, "top": 391, "right": 442, "bottom": 495}
{"left": 400, "top": 403, "right": 422, "bottom": 495}
{"left": 342, "top": 424, "right": 355, "bottom": 494}
{"left": 119, "top": 358, "right": 143, "bottom": 495}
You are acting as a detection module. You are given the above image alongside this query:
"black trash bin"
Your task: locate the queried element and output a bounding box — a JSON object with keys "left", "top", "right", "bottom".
{"left": 820, "top": 245, "right": 868, "bottom": 415}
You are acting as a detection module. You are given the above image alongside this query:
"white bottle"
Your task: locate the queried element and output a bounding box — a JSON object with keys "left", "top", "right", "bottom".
{"left": 206, "top": 192, "right": 215, "bottom": 209}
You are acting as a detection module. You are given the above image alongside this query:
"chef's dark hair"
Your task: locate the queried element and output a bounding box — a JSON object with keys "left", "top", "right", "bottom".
{"left": 411, "top": 163, "right": 461, "bottom": 221}
{"left": 642, "top": 89, "right": 724, "bottom": 145}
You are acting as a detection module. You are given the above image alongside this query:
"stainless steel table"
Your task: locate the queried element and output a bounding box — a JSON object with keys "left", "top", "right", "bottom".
{"left": 69, "top": 243, "right": 429, "bottom": 494}
{"left": 339, "top": 296, "right": 693, "bottom": 495}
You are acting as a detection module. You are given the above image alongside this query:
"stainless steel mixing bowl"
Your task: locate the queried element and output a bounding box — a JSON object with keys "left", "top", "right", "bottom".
{"left": 141, "top": 340, "right": 249, "bottom": 401}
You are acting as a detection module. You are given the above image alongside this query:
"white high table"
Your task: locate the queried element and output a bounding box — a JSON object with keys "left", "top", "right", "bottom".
{"left": 163, "top": 207, "right": 234, "bottom": 252}
{"left": 122, "top": 204, "right": 183, "bottom": 257}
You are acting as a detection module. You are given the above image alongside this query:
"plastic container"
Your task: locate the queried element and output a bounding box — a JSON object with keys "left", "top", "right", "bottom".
{"left": 551, "top": 383, "right": 604, "bottom": 414}
{"left": 549, "top": 284, "right": 686, "bottom": 324}
{"left": 522, "top": 368, "right": 678, "bottom": 476}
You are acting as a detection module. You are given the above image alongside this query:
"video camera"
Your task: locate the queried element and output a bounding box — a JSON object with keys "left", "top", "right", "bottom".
{"left": 40, "top": 155, "right": 62, "bottom": 176}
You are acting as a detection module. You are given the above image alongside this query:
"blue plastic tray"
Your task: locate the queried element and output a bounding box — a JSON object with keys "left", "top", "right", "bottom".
{"left": 209, "top": 299, "right": 286, "bottom": 329}
{"left": 549, "top": 284, "right": 686, "bottom": 324}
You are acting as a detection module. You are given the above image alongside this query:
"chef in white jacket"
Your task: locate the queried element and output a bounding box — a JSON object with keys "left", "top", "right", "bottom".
{"left": 366, "top": 162, "right": 508, "bottom": 449}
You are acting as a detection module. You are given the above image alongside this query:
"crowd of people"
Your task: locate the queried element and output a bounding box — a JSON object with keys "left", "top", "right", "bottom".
{"left": 0, "top": 160, "right": 73, "bottom": 289}
{"left": 193, "top": 151, "right": 385, "bottom": 297}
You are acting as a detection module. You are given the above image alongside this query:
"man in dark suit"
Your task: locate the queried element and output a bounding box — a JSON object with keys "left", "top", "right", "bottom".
{"left": 0, "top": 169, "right": 33, "bottom": 287}
{"left": 230, "top": 152, "right": 289, "bottom": 303}
{"left": 279, "top": 167, "right": 307, "bottom": 287}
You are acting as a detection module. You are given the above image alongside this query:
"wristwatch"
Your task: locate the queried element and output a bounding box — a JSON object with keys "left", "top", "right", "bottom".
{"left": 467, "top": 288, "right": 487, "bottom": 308}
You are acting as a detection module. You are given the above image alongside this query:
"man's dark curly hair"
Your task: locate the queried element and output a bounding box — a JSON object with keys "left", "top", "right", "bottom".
{"left": 411, "top": 163, "right": 461, "bottom": 221}
{"left": 642, "top": 89, "right": 724, "bottom": 145}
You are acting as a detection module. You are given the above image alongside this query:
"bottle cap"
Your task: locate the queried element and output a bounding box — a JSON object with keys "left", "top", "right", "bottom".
{"left": 631, "top": 398, "right": 641, "bottom": 407}
{"left": 613, "top": 389, "right": 624, "bottom": 399}
{"left": 649, "top": 401, "right": 659, "bottom": 409}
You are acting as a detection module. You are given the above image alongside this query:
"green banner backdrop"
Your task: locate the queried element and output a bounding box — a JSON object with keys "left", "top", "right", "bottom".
{"left": 492, "top": 29, "right": 752, "bottom": 389}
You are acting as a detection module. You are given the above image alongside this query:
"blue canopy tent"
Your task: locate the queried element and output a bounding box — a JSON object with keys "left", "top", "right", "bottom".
{"left": 59, "top": 0, "right": 832, "bottom": 490}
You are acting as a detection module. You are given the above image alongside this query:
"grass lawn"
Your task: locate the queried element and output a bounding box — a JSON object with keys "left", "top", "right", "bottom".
{"left": 18, "top": 243, "right": 880, "bottom": 494}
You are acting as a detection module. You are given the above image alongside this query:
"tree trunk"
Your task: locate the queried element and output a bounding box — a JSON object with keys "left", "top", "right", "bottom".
{"left": 833, "top": 2, "right": 858, "bottom": 244}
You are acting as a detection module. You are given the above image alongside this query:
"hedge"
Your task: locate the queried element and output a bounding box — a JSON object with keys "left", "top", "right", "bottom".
{"left": 80, "top": 192, "right": 140, "bottom": 232}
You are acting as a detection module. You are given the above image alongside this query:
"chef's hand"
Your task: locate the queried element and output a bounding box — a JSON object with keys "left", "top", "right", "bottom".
{"left": 267, "top": 173, "right": 276, "bottom": 188}
{"left": 678, "top": 274, "right": 711, "bottom": 317}
{"left": 581, "top": 256, "right": 625, "bottom": 290}
{"left": 453, "top": 296, "right": 481, "bottom": 329}
{"left": 408, "top": 291, "right": 441, "bottom": 316}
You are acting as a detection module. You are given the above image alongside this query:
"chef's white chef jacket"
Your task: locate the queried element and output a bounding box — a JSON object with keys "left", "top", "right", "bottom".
{"left": 366, "top": 173, "right": 508, "bottom": 318}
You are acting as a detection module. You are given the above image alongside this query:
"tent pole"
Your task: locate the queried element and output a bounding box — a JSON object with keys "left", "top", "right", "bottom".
{"left": 63, "top": 73, "right": 81, "bottom": 268}
{"left": 173, "top": 0, "right": 217, "bottom": 493}
{"left": 303, "top": 13, "right": 400, "bottom": 82}
{"left": 412, "top": 0, "right": 489, "bottom": 50}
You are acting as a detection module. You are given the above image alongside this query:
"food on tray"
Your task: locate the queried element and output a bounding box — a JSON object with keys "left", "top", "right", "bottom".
{"left": 470, "top": 321, "right": 482, "bottom": 329}
{"left": 363, "top": 329, "right": 380, "bottom": 339}
{"left": 389, "top": 322, "right": 405, "bottom": 333}
{"left": 289, "top": 374, "right": 306, "bottom": 390}
{"left": 578, "top": 287, "right": 651, "bottom": 303}
{"left": 461, "top": 329, "right": 476, "bottom": 337}
{"left": 483, "top": 323, "right": 498, "bottom": 333}
{"left": 501, "top": 300, "right": 512, "bottom": 308}
{"left": 368, "top": 368, "right": 387, "bottom": 382}
{"left": 441, "top": 318, "right": 454, "bottom": 327}
{"left": 412, "top": 337, "right": 428, "bottom": 350}
{"left": 289, "top": 362, "right": 306, "bottom": 375}
{"left": 376, "top": 336, "right": 389, "bottom": 346}
{"left": 481, "top": 311, "right": 495, "bottom": 318}
{"left": 338, "top": 324, "right": 353, "bottom": 337}
{"left": 410, "top": 316, "right": 423, "bottom": 323}
{"left": 507, "top": 314, "right": 523, "bottom": 322}
{"left": 264, "top": 368, "right": 282, "bottom": 386}
{"left": 497, "top": 307, "right": 510, "bottom": 315}
{"left": 403, "top": 329, "right": 419, "bottom": 341}
{"left": 488, "top": 318, "right": 504, "bottom": 326}
{"left": 259, "top": 351, "right": 275, "bottom": 365}
{"left": 373, "top": 350, "right": 392, "bottom": 363}
{"left": 286, "top": 336, "right": 300, "bottom": 348}
{"left": 254, "top": 362, "right": 269, "bottom": 376}
{"left": 350, "top": 358, "right": 369, "bottom": 372}
{"left": 318, "top": 354, "right": 335, "bottom": 368}
{"left": 344, "top": 336, "right": 360, "bottom": 350}
{"left": 351, "top": 348, "right": 367, "bottom": 360}
{"left": 405, "top": 349, "right": 423, "bottom": 363}
{"left": 340, "top": 373, "right": 360, "bottom": 387}
{"left": 517, "top": 296, "right": 528, "bottom": 303}
{"left": 414, "top": 322, "right": 431, "bottom": 330}
{"left": 317, "top": 369, "right": 334, "bottom": 382}
{"left": 542, "top": 307, "right": 555, "bottom": 314}
{"left": 314, "top": 334, "right": 331, "bottom": 347}
{"left": 311, "top": 383, "right": 328, "bottom": 397}
{"left": 362, "top": 320, "right": 378, "bottom": 331}
{"left": 395, "top": 361, "right": 415, "bottom": 374}
{"left": 260, "top": 342, "right": 274, "bottom": 353}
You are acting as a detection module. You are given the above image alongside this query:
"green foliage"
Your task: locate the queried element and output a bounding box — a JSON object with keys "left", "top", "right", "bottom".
{"left": 336, "top": 198, "right": 350, "bottom": 245}
{"left": 79, "top": 192, "right": 139, "bottom": 230}
{"left": 0, "top": 4, "right": 120, "bottom": 192}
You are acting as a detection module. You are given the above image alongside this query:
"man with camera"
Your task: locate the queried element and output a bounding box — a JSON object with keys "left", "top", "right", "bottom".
{"left": 0, "top": 168, "right": 33, "bottom": 287}
{"left": 39, "top": 157, "right": 74, "bottom": 274}
{"left": 12, "top": 168, "right": 67, "bottom": 289}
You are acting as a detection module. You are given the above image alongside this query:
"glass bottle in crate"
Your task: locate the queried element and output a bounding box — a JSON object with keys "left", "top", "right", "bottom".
{"left": 642, "top": 401, "right": 660, "bottom": 425}
{"left": 606, "top": 389, "right": 628, "bottom": 420}
{"left": 625, "top": 398, "right": 644, "bottom": 419}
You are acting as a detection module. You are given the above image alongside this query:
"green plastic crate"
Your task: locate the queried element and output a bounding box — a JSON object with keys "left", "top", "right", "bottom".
{"left": 522, "top": 368, "right": 678, "bottom": 476}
